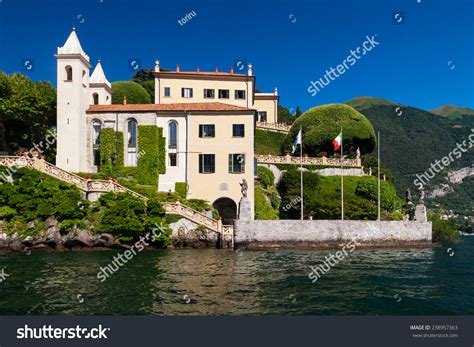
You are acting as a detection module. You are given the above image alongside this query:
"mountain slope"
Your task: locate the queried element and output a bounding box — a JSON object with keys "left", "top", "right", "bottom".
{"left": 345, "top": 97, "right": 473, "bottom": 215}
{"left": 345, "top": 96, "right": 400, "bottom": 111}
{"left": 430, "top": 104, "right": 474, "bottom": 120}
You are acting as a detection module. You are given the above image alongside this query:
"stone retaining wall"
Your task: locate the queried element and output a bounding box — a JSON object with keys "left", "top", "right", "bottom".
{"left": 234, "top": 220, "right": 432, "bottom": 249}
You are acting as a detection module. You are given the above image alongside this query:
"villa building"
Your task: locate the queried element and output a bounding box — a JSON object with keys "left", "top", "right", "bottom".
{"left": 55, "top": 28, "right": 279, "bottom": 220}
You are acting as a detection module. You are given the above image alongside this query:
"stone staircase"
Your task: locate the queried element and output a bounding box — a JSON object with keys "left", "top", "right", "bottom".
{"left": 0, "top": 156, "right": 232, "bottom": 236}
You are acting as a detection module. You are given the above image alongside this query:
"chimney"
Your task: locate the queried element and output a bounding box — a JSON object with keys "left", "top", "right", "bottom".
{"left": 154, "top": 60, "right": 160, "bottom": 72}
{"left": 176, "top": 64, "right": 180, "bottom": 72}
{"left": 274, "top": 87, "right": 278, "bottom": 96}
{"left": 230, "top": 67, "right": 234, "bottom": 74}
{"left": 197, "top": 66, "right": 200, "bottom": 72}
{"left": 247, "top": 64, "right": 253, "bottom": 76}
{"left": 123, "top": 96, "right": 127, "bottom": 105}
{"left": 215, "top": 67, "right": 219, "bottom": 72}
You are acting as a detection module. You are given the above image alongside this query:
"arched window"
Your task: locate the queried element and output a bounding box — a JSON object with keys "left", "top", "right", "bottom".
{"left": 168, "top": 121, "right": 178, "bottom": 167}
{"left": 128, "top": 119, "right": 137, "bottom": 147}
{"left": 127, "top": 119, "right": 138, "bottom": 166}
{"left": 93, "top": 93, "right": 99, "bottom": 105}
{"left": 65, "top": 66, "right": 73, "bottom": 81}
{"left": 168, "top": 121, "right": 177, "bottom": 149}
{"left": 92, "top": 120, "right": 101, "bottom": 167}
{"left": 92, "top": 120, "right": 101, "bottom": 145}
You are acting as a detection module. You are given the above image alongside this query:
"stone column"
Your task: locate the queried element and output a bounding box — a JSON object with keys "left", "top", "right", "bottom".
{"left": 238, "top": 197, "right": 252, "bottom": 220}
{"left": 415, "top": 204, "right": 427, "bottom": 222}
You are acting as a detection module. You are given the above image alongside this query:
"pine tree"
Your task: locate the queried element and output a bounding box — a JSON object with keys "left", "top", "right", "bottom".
{"left": 295, "top": 106, "right": 302, "bottom": 119}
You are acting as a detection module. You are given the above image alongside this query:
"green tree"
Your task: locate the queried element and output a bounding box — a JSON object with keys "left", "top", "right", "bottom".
{"left": 0, "top": 72, "right": 56, "bottom": 153}
{"left": 429, "top": 213, "right": 461, "bottom": 243}
{"left": 141, "top": 80, "right": 155, "bottom": 103}
{"left": 97, "top": 192, "right": 171, "bottom": 244}
{"left": 111, "top": 81, "right": 151, "bottom": 104}
{"left": 294, "top": 106, "right": 302, "bottom": 119}
{"left": 277, "top": 105, "right": 294, "bottom": 124}
{"left": 132, "top": 68, "right": 154, "bottom": 83}
{"left": 278, "top": 167, "right": 320, "bottom": 219}
{"left": 354, "top": 177, "right": 402, "bottom": 212}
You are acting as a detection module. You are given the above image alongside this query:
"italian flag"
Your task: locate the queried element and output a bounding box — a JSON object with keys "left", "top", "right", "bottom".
{"left": 332, "top": 131, "right": 342, "bottom": 151}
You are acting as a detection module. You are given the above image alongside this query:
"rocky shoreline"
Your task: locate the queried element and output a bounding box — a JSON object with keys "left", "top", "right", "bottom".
{"left": 0, "top": 218, "right": 125, "bottom": 252}
{"left": 0, "top": 217, "right": 232, "bottom": 252}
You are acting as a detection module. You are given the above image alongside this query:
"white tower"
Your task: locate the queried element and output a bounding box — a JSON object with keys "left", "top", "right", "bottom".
{"left": 89, "top": 59, "right": 112, "bottom": 105}
{"left": 55, "top": 27, "right": 91, "bottom": 172}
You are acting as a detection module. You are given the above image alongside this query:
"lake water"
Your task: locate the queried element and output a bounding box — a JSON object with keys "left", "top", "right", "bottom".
{"left": 0, "top": 237, "right": 473, "bottom": 315}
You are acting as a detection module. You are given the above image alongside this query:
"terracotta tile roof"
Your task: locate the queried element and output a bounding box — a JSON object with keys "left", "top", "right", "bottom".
{"left": 87, "top": 102, "right": 256, "bottom": 113}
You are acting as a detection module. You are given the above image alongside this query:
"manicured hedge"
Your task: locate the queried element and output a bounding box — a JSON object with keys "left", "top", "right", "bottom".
{"left": 282, "top": 104, "right": 376, "bottom": 156}
{"left": 111, "top": 81, "right": 151, "bottom": 104}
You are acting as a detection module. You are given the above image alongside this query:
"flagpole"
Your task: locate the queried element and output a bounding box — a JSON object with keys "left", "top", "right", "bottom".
{"left": 377, "top": 131, "right": 381, "bottom": 221}
{"left": 341, "top": 127, "right": 344, "bottom": 221}
{"left": 300, "top": 126, "right": 304, "bottom": 220}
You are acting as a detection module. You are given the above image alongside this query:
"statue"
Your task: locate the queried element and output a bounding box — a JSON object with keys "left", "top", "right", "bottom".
{"left": 405, "top": 188, "right": 412, "bottom": 204}
{"left": 240, "top": 179, "right": 248, "bottom": 198}
{"left": 368, "top": 167, "right": 372, "bottom": 176}
{"left": 419, "top": 187, "right": 425, "bottom": 205}
{"left": 356, "top": 147, "right": 361, "bottom": 159}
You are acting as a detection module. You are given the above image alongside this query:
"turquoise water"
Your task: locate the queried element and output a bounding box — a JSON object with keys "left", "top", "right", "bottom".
{"left": 0, "top": 237, "right": 473, "bottom": 315}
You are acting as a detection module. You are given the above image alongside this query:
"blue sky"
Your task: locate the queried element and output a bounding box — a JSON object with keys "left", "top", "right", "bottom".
{"left": 0, "top": 0, "right": 472, "bottom": 112}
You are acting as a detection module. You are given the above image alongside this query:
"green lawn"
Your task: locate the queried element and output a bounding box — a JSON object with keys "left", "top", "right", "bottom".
{"left": 255, "top": 129, "right": 286, "bottom": 155}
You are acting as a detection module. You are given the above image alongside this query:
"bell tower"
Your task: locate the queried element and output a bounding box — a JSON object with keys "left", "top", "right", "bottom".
{"left": 55, "top": 27, "right": 91, "bottom": 172}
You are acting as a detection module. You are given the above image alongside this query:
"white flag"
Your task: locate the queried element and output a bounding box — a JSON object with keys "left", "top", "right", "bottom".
{"left": 292, "top": 128, "right": 302, "bottom": 154}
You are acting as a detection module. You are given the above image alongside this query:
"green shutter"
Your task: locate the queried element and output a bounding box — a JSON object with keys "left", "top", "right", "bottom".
{"left": 228, "top": 154, "right": 233, "bottom": 173}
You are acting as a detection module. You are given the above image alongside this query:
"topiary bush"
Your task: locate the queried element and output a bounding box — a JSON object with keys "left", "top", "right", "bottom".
{"left": 111, "top": 81, "right": 151, "bottom": 104}
{"left": 282, "top": 104, "right": 376, "bottom": 156}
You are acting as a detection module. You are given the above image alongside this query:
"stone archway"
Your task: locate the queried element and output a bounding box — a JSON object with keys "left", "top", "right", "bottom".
{"left": 213, "top": 197, "right": 237, "bottom": 225}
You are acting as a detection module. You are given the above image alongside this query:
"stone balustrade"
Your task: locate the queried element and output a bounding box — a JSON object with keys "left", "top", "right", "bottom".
{"left": 0, "top": 156, "right": 33, "bottom": 168}
{"left": 163, "top": 201, "right": 220, "bottom": 232}
{"left": 256, "top": 121, "right": 291, "bottom": 133}
{"left": 256, "top": 154, "right": 362, "bottom": 167}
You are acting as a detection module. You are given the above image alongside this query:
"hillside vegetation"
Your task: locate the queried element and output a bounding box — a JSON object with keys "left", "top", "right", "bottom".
{"left": 345, "top": 96, "right": 474, "bottom": 216}
{"left": 277, "top": 168, "right": 402, "bottom": 220}
{"left": 0, "top": 166, "right": 171, "bottom": 244}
